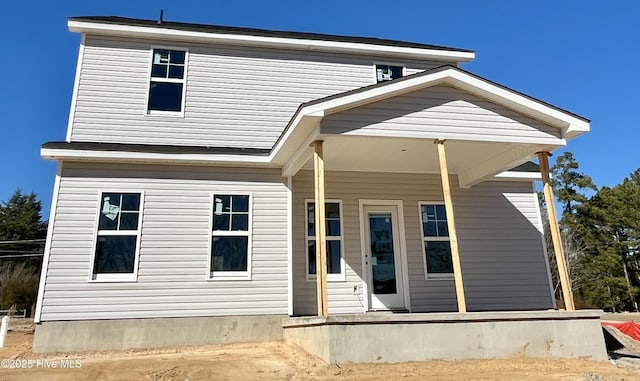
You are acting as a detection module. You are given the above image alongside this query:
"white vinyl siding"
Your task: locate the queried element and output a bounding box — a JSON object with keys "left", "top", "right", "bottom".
{"left": 69, "top": 35, "right": 445, "bottom": 149}
{"left": 292, "top": 170, "right": 553, "bottom": 315}
{"left": 39, "top": 162, "right": 288, "bottom": 321}
{"left": 321, "top": 85, "right": 562, "bottom": 145}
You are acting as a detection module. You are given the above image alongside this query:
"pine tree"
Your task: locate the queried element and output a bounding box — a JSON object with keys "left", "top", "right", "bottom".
{"left": 550, "top": 152, "right": 596, "bottom": 225}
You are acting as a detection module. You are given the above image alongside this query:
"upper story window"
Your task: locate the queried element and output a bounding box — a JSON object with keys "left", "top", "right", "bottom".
{"left": 92, "top": 192, "right": 143, "bottom": 282}
{"left": 147, "top": 49, "right": 187, "bottom": 113}
{"left": 210, "top": 194, "right": 252, "bottom": 279}
{"left": 376, "top": 64, "right": 404, "bottom": 83}
{"left": 306, "top": 200, "right": 345, "bottom": 281}
{"left": 419, "top": 203, "right": 453, "bottom": 278}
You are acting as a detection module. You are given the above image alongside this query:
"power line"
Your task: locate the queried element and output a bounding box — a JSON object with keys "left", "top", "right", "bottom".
{"left": 0, "top": 239, "right": 46, "bottom": 244}
{"left": 0, "top": 253, "right": 44, "bottom": 259}
{"left": 0, "top": 250, "right": 44, "bottom": 253}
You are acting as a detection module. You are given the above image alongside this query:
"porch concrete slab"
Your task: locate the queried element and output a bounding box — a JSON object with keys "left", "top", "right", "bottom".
{"left": 283, "top": 310, "right": 607, "bottom": 363}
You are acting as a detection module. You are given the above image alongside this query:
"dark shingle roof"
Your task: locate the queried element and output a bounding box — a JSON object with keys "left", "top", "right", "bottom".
{"left": 69, "top": 16, "right": 473, "bottom": 53}
{"left": 510, "top": 161, "right": 540, "bottom": 172}
{"left": 41, "top": 141, "right": 270, "bottom": 156}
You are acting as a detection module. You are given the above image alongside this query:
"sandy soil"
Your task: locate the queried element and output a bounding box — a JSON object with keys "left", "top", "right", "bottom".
{"left": 1, "top": 330, "right": 639, "bottom": 381}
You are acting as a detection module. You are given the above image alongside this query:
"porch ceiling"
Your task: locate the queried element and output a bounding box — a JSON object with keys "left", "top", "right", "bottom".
{"left": 298, "top": 135, "right": 550, "bottom": 186}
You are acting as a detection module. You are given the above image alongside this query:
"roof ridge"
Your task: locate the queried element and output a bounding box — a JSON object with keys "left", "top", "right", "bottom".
{"left": 68, "top": 16, "right": 474, "bottom": 53}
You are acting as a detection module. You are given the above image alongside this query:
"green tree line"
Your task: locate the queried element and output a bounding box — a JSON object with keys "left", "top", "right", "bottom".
{"left": 0, "top": 189, "right": 47, "bottom": 315}
{"left": 547, "top": 152, "right": 639, "bottom": 312}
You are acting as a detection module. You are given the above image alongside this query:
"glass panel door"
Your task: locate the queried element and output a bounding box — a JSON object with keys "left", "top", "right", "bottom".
{"left": 368, "top": 213, "right": 397, "bottom": 295}
{"left": 362, "top": 204, "right": 405, "bottom": 311}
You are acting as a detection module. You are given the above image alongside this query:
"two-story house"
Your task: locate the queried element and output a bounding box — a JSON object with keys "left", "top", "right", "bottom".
{"left": 33, "top": 16, "right": 605, "bottom": 361}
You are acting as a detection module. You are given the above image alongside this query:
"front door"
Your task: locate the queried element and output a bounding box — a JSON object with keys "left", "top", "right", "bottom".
{"left": 363, "top": 204, "right": 406, "bottom": 310}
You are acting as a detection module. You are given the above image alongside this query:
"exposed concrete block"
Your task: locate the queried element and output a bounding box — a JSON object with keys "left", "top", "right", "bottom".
{"left": 33, "top": 315, "right": 285, "bottom": 353}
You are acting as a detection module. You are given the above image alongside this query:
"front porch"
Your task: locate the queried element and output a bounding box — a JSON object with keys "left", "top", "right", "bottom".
{"left": 274, "top": 66, "right": 585, "bottom": 317}
{"left": 290, "top": 169, "right": 557, "bottom": 315}
{"left": 283, "top": 310, "right": 607, "bottom": 363}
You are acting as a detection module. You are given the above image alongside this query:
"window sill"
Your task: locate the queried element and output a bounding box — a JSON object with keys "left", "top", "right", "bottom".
{"left": 89, "top": 274, "right": 138, "bottom": 283}
{"left": 209, "top": 272, "right": 251, "bottom": 281}
{"left": 425, "top": 273, "right": 454, "bottom": 280}
{"left": 145, "top": 110, "right": 185, "bottom": 118}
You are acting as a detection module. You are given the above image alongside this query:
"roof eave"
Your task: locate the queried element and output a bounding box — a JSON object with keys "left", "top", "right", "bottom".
{"left": 67, "top": 19, "right": 476, "bottom": 62}
{"left": 41, "top": 146, "right": 273, "bottom": 167}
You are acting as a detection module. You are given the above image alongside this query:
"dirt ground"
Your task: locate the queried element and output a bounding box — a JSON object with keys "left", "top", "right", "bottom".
{"left": 1, "top": 320, "right": 640, "bottom": 381}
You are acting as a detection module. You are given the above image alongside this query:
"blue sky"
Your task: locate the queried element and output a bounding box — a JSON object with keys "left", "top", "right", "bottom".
{"left": 2, "top": 1, "right": 638, "bottom": 214}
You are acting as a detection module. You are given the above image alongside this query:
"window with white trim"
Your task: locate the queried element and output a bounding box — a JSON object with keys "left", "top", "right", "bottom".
{"left": 92, "top": 192, "right": 142, "bottom": 281}
{"left": 211, "top": 194, "right": 251, "bottom": 278}
{"left": 419, "top": 203, "right": 453, "bottom": 276}
{"left": 306, "top": 200, "right": 344, "bottom": 280}
{"left": 147, "top": 49, "right": 186, "bottom": 113}
{"left": 375, "top": 64, "right": 403, "bottom": 82}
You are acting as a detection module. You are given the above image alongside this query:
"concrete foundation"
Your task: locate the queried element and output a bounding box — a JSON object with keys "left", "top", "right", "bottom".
{"left": 33, "top": 315, "right": 285, "bottom": 353}
{"left": 283, "top": 310, "right": 607, "bottom": 363}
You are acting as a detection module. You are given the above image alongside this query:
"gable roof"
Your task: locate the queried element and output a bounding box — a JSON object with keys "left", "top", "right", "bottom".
{"left": 272, "top": 64, "right": 590, "bottom": 160}
{"left": 67, "top": 16, "right": 475, "bottom": 62}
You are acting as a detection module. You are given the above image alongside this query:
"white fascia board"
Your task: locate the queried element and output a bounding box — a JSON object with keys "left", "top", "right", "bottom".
{"left": 492, "top": 171, "right": 542, "bottom": 181}
{"left": 297, "top": 68, "right": 588, "bottom": 139}
{"left": 563, "top": 123, "right": 590, "bottom": 139}
{"left": 67, "top": 20, "right": 475, "bottom": 62}
{"left": 41, "top": 147, "right": 272, "bottom": 166}
{"left": 445, "top": 71, "right": 590, "bottom": 136}
{"left": 270, "top": 115, "right": 322, "bottom": 161}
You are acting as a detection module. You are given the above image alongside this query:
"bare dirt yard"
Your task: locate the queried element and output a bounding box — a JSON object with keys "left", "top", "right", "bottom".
{"left": 1, "top": 319, "right": 639, "bottom": 381}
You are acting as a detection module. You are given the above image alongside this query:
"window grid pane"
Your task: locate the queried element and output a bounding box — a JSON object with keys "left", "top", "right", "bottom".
{"left": 211, "top": 236, "right": 248, "bottom": 271}
{"left": 307, "top": 202, "right": 341, "bottom": 238}
{"left": 376, "top": 64, "right": 403, "bottom": 82}
{"left": 94, "top": 192, "right": 141, "bottom": 276}
{"left": 94, "top": 235, "right": 137, "bottom": 274}
{"left": 213, "top": 195, "right": 249, "bottom": 232}
{"left": 421, "top": 204, "right": 449, "bottom": 238}
{"left": 425, "top": 241, "right": 453, "bottom": 274}
{"left": 307, "top": 239, "right": 341, "bottom": 275}
{"left": 420, "top": 203, "right": 453, "bottom": 274}
{"left": 148, "top": 82, "right": 183, "bottom": 112}
{"left": 306, "top": 201, "right": 342, "bottom": 275}
{"left": 99, "top": 193, "right": 140, "bottom": 232}
{"left": 211, "top": 195, "right": 250, "bottom": 274}
{"left": 149, "top": 49, "right": 186, "bottom": 112}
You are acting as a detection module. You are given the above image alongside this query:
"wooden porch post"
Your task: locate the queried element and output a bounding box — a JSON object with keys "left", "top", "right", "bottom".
{"left": 537, "top": 152, "right": 575, "bottom": 311}
{"left": 313, "top": 141, "right": 329, "bottom": 317}
{"left": 435, "top": 140, "right": 467, "bottom": 313}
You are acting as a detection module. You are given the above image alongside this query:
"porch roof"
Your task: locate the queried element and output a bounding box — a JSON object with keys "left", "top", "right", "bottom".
{"left": 272, "top": 65, "right": 589, "bottom": 187}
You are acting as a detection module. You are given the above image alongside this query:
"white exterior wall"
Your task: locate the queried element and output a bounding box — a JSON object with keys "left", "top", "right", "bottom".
{"left": 69, "top": 35, "right": 446, "bottom": 148}
{"left": 292, "top": 170, "right": 553, "bottom": 315}
{"left": 321, "top": 85, "right": 562, "bottom": 144}
{"left": 39, "top": 162, "right": 289, "bottom": 321}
